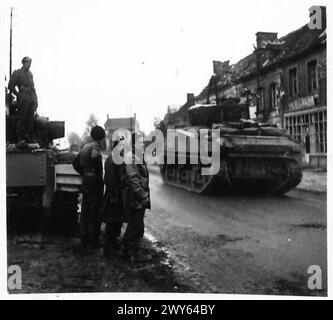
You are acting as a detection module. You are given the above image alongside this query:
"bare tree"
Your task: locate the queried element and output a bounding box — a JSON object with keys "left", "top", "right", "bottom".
{"left": 82, "top": 113, "right": 99, "bottom": 144}
{"left": 67, "top": 131, "right": 82, "bottom": 148}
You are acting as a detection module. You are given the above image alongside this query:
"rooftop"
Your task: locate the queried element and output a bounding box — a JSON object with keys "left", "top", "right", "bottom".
{"left": 196, "top": 10, "right": 326, "bottom": 101}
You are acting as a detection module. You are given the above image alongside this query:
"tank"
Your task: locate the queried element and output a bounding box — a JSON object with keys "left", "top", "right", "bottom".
{"left": 6, "top": 101, "right": 82, "bottom": 234}
{"left": 159, "top": 98, "right": 302, "bottom": 195}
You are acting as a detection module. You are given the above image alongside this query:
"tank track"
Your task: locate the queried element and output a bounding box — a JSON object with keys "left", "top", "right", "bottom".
{"left": 160, "top": 157, "right": 302, "bottom": 195}
{"left": 160, "top": 162, "right": 231, "bottom": 194}
{"left": 269, "top": 158, "right": 303, "bottom": 195}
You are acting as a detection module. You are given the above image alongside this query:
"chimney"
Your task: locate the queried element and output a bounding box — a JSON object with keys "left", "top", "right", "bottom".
{"left": 187, "top": 93, "right": 195, "bottom": 106}
{"left": 256, "top": 32, "right": 278, "bottom": 49}
{"left": 213, "top": 60, "right": 231, "bottom": 75}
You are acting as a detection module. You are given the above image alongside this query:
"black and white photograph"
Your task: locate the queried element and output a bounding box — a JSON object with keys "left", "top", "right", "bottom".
{"left": 1, "top": 0, "right": 330, "bottom": 301}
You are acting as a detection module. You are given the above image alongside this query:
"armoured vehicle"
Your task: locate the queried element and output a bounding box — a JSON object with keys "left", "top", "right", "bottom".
{"left": 159, "top": 99, "right": 302, "bottom": 195}
{"left": 6, "top": 101, "right": 82, "bottom": 234}
{"left": 5, "top": 8, "right": 81, "bottom": 234}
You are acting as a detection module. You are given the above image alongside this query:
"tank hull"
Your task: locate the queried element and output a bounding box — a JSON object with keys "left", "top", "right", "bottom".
{"left": 160, "top": 132, "right": 303, "bottom": 195}
{"left": 6, "top": 115, "right": 81, "bottom": 234}
{"left": 161, "top": 157, "right": 302, "bottom": 195}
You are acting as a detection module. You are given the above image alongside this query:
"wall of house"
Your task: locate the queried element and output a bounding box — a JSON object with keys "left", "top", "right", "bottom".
{"left": 216, "top": 47, "right": 326, "bottom": 124}
{"left": 199, "top": 46, "right": 326, "bottom": 167}
{"left": 281, "top": 48, "right": 327, "bottom": 166}
{"left": 282, "top": 49, "right": 326, "bottom": 110}
{"left": 215, "top": 68, "right": 283, "bottom": 125}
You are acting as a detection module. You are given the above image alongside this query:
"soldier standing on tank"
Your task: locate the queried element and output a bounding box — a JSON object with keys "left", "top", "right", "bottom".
{"left": 72, "top": 126, "right": 105, "bottom": 249}
{"left": 8, "top": 57, "right": 38, "bottom": 145}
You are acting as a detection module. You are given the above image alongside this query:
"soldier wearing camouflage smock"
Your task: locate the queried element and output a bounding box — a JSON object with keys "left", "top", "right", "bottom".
{"left": 8, "top": 57, "right": 38, "bottom": 145}
{"left": 72, "top": 126, "right": 105, "bottom": 249}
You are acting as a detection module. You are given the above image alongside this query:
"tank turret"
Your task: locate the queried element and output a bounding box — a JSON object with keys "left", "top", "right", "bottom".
{"left": 6, "top": 114, "right": 64, "bottom": 148}
{"left": 160, "top": 98, "right": 302, "bottom": 195}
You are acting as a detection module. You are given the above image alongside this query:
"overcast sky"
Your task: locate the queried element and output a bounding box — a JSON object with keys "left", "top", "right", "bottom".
{"left": 2, "top": 0, "right": 328, "bottom": 138}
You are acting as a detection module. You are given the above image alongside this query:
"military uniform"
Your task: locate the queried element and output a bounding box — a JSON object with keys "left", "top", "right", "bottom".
{"left": 73, "top": 141, "right": 103, "bottom": 247}
{"left": 120, "top": 154, "right": 151, "bottom": 258}
{"left": 8, "top": 67, "right": 38, "bottom": 142}
{"left": 101, "top": 154, "right": 126, "bottom": 253}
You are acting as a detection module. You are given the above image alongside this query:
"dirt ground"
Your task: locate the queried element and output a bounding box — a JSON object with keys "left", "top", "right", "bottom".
{"left": 143, "top": 169, "right": 327, "bottom": 296}
{"left": 7, "top": 168, "right": 327, "bottom": 296}
{"left": 7, "top": 233, "right": 201, "bottom": 294}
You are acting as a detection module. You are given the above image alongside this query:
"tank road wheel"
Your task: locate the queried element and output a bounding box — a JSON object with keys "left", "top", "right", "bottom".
{"left": 175, "top": 165, "right": 182, "bottom": 183}
{"left": 166, "top": 165, "right": 176, "bottom": 181}
{"left": 161, "top": 164, "right": 218, "bottom": 194}
{"left": 189, "top": 166, "right": 199, "bottom": 190}
{"left": 179, "top": 165, "right": 189, "bottom": 184}
{"left": 187, "top": 165, "right": 215, "bottom": 194}
{"left": 195, "top": 169, "right": 213, "bottom": 194}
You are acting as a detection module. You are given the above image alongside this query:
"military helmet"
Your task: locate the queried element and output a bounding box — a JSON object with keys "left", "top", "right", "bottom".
{"left": 22, "top": 56, "right": 32, "bottom": 63}
{"left": 90, "top": 125, "right": 105, "bottom": 141}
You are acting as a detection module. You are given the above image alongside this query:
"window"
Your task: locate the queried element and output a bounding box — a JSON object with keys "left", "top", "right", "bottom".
{"left": 288, "top": 67, "right": 298, "bottom": 96}
{"left": 284, "top": 110, "right": 327, "bottom": 154}
{"left": 307, "top": 60, "right": 318, "bottom": 92}
{"left": 313, "top": 111, "right": 326, "bottom": 153}
{"left": 269, "top": 83, "right": 277, "bottom": 110}
{"left": 258, "top": 88, "right": 265, "bottom": 111}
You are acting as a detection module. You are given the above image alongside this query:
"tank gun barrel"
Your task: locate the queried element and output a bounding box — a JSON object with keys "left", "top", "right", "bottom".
{"left": 34, "top": 116, "right": 64, "bottom": 140}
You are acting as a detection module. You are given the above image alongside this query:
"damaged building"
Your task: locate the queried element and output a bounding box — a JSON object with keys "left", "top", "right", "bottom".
{"left": 166, "top": 7, "right": 326, "bottom": 168}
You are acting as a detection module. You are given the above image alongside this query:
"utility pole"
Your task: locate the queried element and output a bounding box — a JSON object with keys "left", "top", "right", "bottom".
{"left": 7, "top": 7, "right": 14, "bottom": 113}
{"left": 9, "top": 7, "right": 13, "bottom": 77}
{"left": 254, "top": 45, "right": 261, "bottom": 121}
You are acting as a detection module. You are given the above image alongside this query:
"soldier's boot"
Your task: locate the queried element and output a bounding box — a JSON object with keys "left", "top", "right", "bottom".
{"left": 81, "top": 237, "right": 89, "bottom": 248}
{"left": 90, "top": 239, "right": 102, "bottom": 250}
{"left": 130, "top": 250, "right": 153, "bottom": 263}
{"left": 128, "top": 243, "right": 152, "bottom": 263}
{"left": 119, "top": 242, "right": 132, "bottom": 260}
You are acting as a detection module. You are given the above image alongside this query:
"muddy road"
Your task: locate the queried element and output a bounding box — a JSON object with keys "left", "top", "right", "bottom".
{"left": 144, "top": 166, "right": 327, "bottom": 296}
{"left": 7, "top": 166, "right": 327, "bottom": 296}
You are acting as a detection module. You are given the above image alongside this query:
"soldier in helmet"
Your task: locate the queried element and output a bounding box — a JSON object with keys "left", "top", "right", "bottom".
{"left": 8, "top": 57, "right": 38, "bottom": 145}
{"left": 72, "top": 125, "right": 105, "bottom": 249}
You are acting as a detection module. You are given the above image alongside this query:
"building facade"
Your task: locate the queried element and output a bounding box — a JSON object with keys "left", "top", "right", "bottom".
{"left": 104, "top": 115, "right": 139, "bottom": 151}
{"left": 195, "top": 7, "right": 326, "bottom": 168}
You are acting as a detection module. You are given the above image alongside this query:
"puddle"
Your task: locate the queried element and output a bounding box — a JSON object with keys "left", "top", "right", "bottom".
{"left": 143, "top": 233, "right": 174, "bottom": 269}
{"left": 293, "top": 223, "right": 326, "bottom": 230}
{"left": 217, "top": 234, "right": 244, "bottom": 243}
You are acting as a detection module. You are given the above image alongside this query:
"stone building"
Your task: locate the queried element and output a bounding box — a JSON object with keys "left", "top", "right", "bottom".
{"left": 104, "top": 114, "right": 139, "bottom": 151}
{"left": 163, "top": 93, "right": 196, "bottom": 129}
{"left": 194, "top": 7, "right": 327, "bottom": 168}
